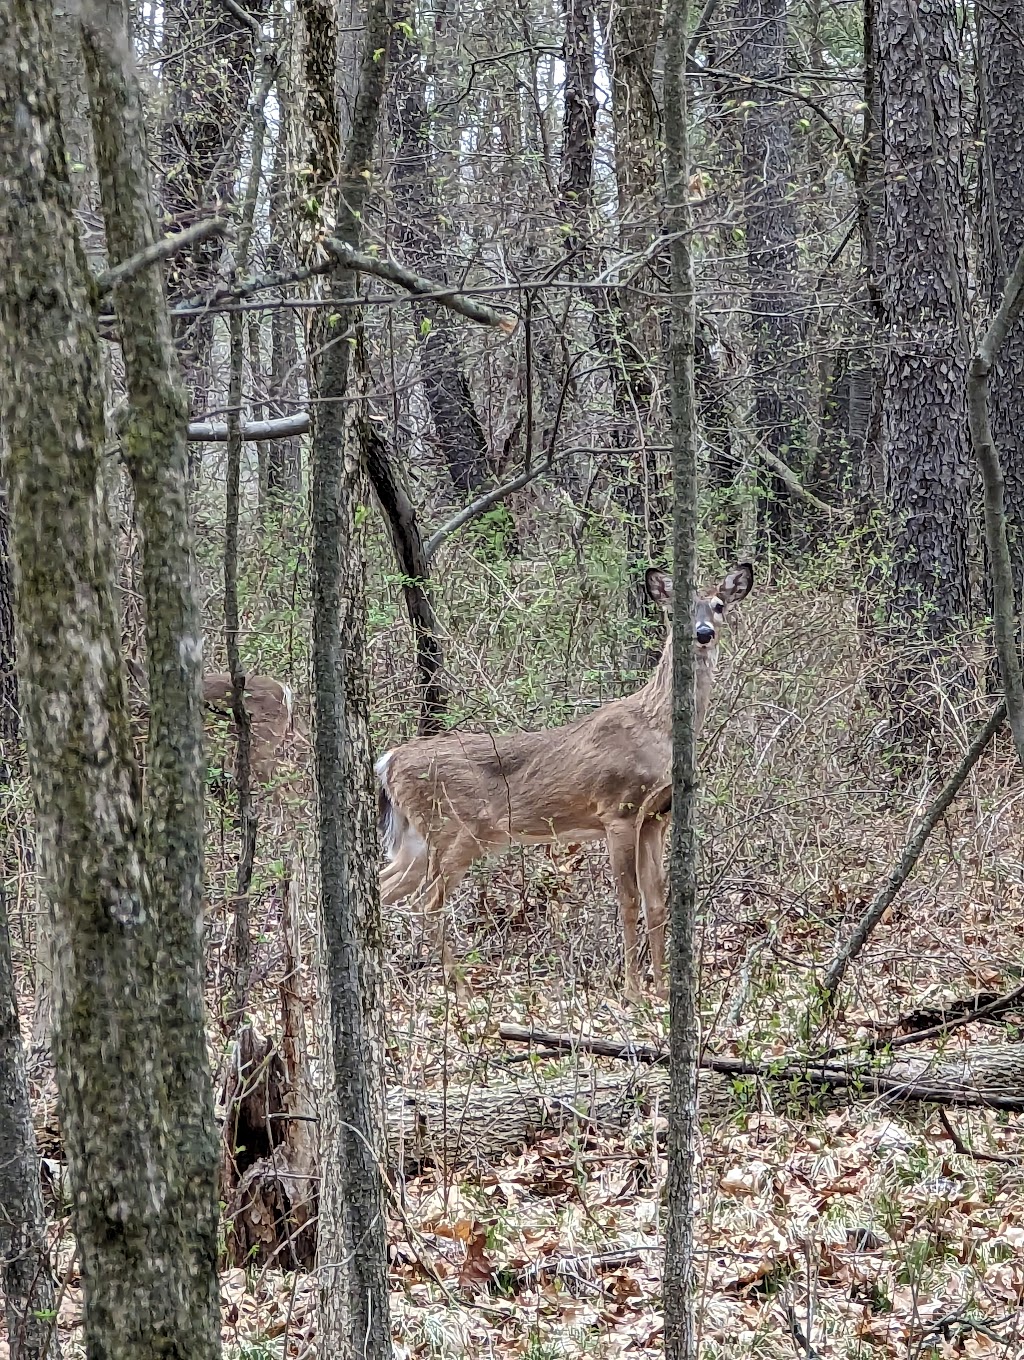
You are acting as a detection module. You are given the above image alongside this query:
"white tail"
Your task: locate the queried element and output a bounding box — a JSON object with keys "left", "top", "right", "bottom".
{"left": 377, "top": 563, "right": 754, "bottom": 997}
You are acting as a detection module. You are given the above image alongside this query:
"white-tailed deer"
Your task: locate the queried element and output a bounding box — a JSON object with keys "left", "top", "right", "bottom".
{"left": 376, "top": 563, "right": 754, "bottom": 997}
{"left": 201, "top": 674, "right": 298, "bottom": 780}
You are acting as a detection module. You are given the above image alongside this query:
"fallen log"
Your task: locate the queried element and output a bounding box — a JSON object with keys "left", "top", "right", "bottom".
{"left": 497, "top": 1025, "right": 1024, "bottom": 1115}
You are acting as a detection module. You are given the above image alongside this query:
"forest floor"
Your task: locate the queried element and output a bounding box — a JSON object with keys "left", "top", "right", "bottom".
{"left": 9, "top": 566, "right": 1024, "bottom": 1359}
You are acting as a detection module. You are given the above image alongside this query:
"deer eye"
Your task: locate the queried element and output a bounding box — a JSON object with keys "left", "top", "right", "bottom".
{"left": 713, "top": 601, "right": 725, "bottom": 614}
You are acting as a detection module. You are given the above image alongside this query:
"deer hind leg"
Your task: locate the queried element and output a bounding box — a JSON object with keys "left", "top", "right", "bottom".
{"left": 637, "top": 815, "right": 670, "bottom": 997}
{"left": 379, "top": 807, "right": 430, "bottom": 905}
{"left": 605, "top": 819, "right": 645, "bottom": 1001}
{"left": 407, "top": 831, "right": 478, "bottom": 986}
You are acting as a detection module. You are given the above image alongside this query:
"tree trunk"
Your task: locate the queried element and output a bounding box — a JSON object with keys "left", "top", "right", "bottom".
{"left": 733, "top": 0, "right": 804, "bottom": 547}
{"left": 0, "top": 485, "right": 16, "bottom": 763}
{"left": 663, "top": 0, "right": 699, "bottom": 1348}
{"left": 364, "top": 426, "right": 447, "bottom": 735}
{"left": 265, "top": 93, "right": 303, "bottom": 503}
{"left": 159, "top": 0, "right": 268, "bottom": 424}
{"left": 293, "top": 0, "right": 393, "bottom": 1352}
{"left": 600, "top": 0, "right": 668, "bottom": 667}
{"left": 0, "top": 883, "right": 60, "bottom": 1360}
{"left": 0, "top": 2, "right": 220, "bottom": 1354}
{"left": 387, "top": 4, "right": 493, "bottom": 501}
{"left": 978, "top": 0, "right": 1024, "bottom": 618}
{"left": 878, "top": 0, "right": 972, "bottom": 711}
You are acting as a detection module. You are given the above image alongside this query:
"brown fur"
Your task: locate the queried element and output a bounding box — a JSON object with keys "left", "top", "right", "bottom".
{"left": 377, "top": 564, "right": 754, "bottom": 998}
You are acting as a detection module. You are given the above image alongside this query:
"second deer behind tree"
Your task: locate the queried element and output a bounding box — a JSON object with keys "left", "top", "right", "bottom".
{"left": 376, "top": 563, "right": 755, "bottom": 998}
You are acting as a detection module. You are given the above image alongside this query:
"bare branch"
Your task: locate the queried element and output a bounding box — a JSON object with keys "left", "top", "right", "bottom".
{"left": 423, "top": 457, "right": 553, "bottom": 562}
{"left": 217, "top": 0, "right": 263, "bottom": 39}
{"left": 320, "top": 237, "right": 518, "bottom": 333}
{"left": 188, "top": 414, "right": 308, "bottom": 442}
{"left": 94, "top": 215, "right": 229, "bottom": 296}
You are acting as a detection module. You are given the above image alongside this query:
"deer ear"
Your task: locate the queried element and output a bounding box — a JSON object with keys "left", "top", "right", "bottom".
{"left": 645, "top": 568, "right": 673, "bottom": 604}
{"left": 719, "top": 562, "right": 754, "bottom": 602}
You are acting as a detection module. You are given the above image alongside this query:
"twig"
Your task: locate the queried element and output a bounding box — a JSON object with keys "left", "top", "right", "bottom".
{"left": 883, "top": 979, "right": 1024, "bottom": 1052}
{"left": 819, "top": 700, "right": 1006, "bottom": 1003}
{"left": 320, "top": 237, "right": 518, "bottom": 333}
{"left": 937, "top": 1109, "right": 1020, "bottom": 1166}
{"left": 512, "top": 1248, "right": 653, "bottom": 1290}
{"left": 94, "top": 215, "right": 229, "bottom": 295}
{"left": 218, "top": 0, "right": 264, "bottom": 38}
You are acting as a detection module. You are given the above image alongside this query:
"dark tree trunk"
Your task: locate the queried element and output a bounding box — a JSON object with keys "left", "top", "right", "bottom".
{"left": 387, "top": 5, "right": 492, "bottom": 499}
{"left": 265, "top": 79, "right": 303, "bottom": 503}
{"left": 878, "top": 0, "right": 972, "bottom": 697}
{"left": 733, "top": 0, "right": 804, "bottom": 547}
{"left": 599, "top": 0, "right": 668, "bottom": 668}
{"left": 364, "top": 428, "right": 447, "bottom": 735}
{"left": 0, "top": 882, "right": 60, "bottom": 1360}
{"left": 0, "top": 485, "right": 16, "bottom": 762}
{"left": 0, "top": 3, "right": 220, "bottom": 1355}
{"left": 159, "top": 0, "right": 268, "bottom": 422}
{"left": 294, "top": 0, "right": 393, "bottom": 1351}
{"left": 979, "top": 0, "right": 1024, "bottom": 617}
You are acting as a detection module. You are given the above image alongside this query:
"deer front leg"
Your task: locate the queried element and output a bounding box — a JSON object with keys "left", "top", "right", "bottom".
{"left": 606, "top": 819, "right": 645, "bottom": 1001}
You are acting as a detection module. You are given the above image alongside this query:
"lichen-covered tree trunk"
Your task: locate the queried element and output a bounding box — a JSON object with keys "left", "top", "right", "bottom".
{"left": 733, "top": 0, "right": 804, "bottom": 547}
{"left": 979, "top": 0, "right": 1024, "bottom": 616}
{"left": 878, "top": 0, "right": 971, "bottom": 698}
{"left": 0, "top": 3, "right": 220, "bottom": 1355}
{"left": 293, "top": 0, "right": 393, "bottom": 1352}
{"left": 0, "top": 884, "right": 60, "bottom": 1360}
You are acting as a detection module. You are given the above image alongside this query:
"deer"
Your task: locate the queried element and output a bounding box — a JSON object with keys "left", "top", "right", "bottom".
{"left": 201, "top": 674, "right": 301, "bottom": 781}
{"left": 376, "top": 562, "right": 754, "bottom": 998}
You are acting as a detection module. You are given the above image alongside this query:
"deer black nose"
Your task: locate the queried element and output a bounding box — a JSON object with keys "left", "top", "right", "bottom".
{"left": 695, "top": 624, "right": 715, "bottom": 645}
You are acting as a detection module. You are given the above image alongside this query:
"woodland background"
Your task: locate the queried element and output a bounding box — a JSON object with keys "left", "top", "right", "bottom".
{"left": 2, "top": 0, "right": 1024, "bottom": 1356}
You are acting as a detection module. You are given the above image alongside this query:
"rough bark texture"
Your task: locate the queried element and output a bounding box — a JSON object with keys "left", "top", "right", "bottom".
{"left": 0, "top": 487, "right": 16, "bottom": 759}
{"left": 387, "top": 4, "right": 492, "bottom": 498}
{"left": 878, "top": 0, "right": 971, "bottom": 671}
{"left": 159, "top": 0, "right": 268, "bottom": 419}
{"left": 0, "top": 2, "right": 217, "bottom": 1349}
{"left": 0, "top": 3, "right": 219, "bottom": 1354}
{"left": 663, "top": 0, "right": 699, "bottom": 1349}
{"left": 294, "top": 0, "right": 393, "bottom": 1351}
{"left": 78, "top": 2, "right": 222, "bottom": 1346}
{"left": 265, "top": 94, "right": 303, "bottom": 501}
{"left": 600, "top": 0, "right": 668, "bottom": 665}
{"left": 0, "top": 884, "right": 60, "bottom": 1360}
{"left": 979, "top": 0, "right": 1024, "bottom": 617}
{"left": 733, "top": 0, "right": 804, "bottom": 545}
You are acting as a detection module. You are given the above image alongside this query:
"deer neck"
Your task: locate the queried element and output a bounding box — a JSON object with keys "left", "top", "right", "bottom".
{"left": 635, "top": 633, "right": 718, "bottom": 733}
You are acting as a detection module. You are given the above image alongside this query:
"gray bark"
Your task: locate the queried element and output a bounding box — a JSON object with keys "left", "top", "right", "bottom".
{"left": 878, "top": 0, "right": 972, "bottom": 687}
{"left": 663, "top": 0, "right": 699, "bottom": 1349}
{"left": 387, "top": 4, "right": 492, "bottom": 498}
{"left": 979, "top": 0, "right": 1024, "bottom": 619}
{"left": 294, "top": 0, "right": 393, "bottom": 1352}
{"left": 733, "top": 0, "right": 804, "bottom": 546}
{"left": 0, "top": 1, "right": 219, "bottom": 1353}
{"left": 0, "top": 883, "right": 60, "bottom": 1360}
